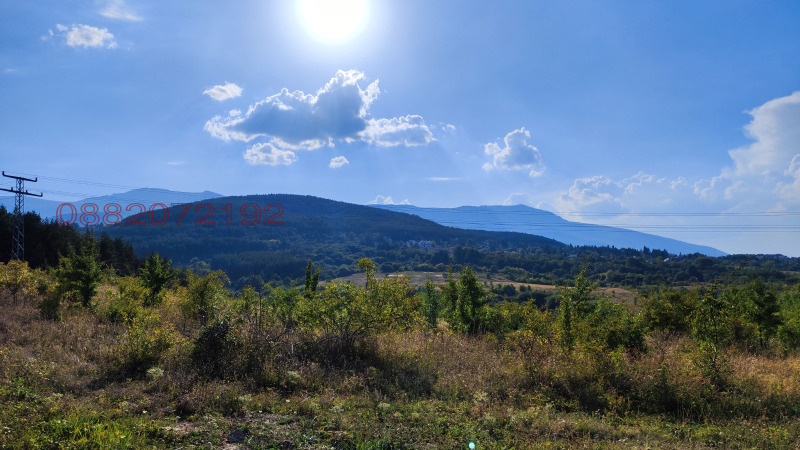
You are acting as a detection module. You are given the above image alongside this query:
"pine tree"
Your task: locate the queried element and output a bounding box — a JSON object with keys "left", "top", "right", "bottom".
{"left": 140, "top": 252, "right": 176, "bottom": 306}
{"left": 55, "top": 233, "right": 103, "bottom": 308}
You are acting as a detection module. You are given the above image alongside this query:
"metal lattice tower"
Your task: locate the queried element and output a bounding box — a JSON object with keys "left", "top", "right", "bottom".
{"left": 1, "top": 172, "right": 43, "bottom": 261}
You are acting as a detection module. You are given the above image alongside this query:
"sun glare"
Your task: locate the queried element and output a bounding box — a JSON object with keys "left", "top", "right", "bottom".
{"left": 299, "top": 0, "right": 368, "bottom": 44}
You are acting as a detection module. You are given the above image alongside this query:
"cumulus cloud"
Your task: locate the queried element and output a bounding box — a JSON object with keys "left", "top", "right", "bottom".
{"left": 363, "top": 115, "right": 435, "bottom": 147}
{"left": 243, "top": 143, "right": 296, "bottom": 166}
{"left": 697, "top": 91, "right": 800, "bottom": 210}
{"left": 205, "top": 70, "right": 436, "bottom": 166}
{"left": 329, "top": 156, "right": 349, "bottom": 168}
{"left": 203, "top": 82, "right": 243, "bottom": 101}
{"left": 100, "top": 0, "right": 142, "bottom": 21}
{"left": 544, "top": 92, "right": 800, "bottom": 255}
{"left": 553, "top": 171, "right": 700, "bottom": 219}
{"left": 368, "top": 195, "right": 410, "bottom": 205}
{"left": 483, "top": 127, "right": 544, "bottom": 177}
{"left": 206, "top": 70, "right": 379, "bottom": 149}
{"left": 50, "top": 24, "right": 117, "bottom": 48}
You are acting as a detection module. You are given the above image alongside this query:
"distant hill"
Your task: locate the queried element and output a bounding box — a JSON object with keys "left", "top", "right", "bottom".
{"left": 0, "top": 188, "right": 222, "bottom": 219}
{"left": 100, "top": 194, "right": 566, "bottom": 282}
{"left": 372, "top": 204, "right": 726, "bottom": 257}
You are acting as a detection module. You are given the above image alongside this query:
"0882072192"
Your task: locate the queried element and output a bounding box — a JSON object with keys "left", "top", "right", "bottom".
{"left": 55, "top": 201, "right": 284, "bottom": 227}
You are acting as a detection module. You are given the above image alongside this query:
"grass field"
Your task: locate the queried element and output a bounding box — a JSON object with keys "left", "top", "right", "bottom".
{"left": 3, "top": 289, "right": 800, "bottom": 449}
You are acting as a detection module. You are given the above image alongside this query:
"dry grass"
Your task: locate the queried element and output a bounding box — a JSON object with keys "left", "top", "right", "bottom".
{"left": 3, "top": 286, "right": 800, "bottom": 448}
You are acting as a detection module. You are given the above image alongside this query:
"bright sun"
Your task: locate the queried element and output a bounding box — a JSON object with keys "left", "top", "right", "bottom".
{"left": 299, "top": 0, "right": 368, "bottom": 44}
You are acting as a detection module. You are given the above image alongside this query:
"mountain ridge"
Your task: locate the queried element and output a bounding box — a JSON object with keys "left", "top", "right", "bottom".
{"left": 372, "top": 204, "right": 726, "bottom": 257}
{"left": 3, "top": 188, "right": 724, "bottom": 256}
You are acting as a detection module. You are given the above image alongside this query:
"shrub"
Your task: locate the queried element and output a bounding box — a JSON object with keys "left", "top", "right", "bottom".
{"left": 103, "top": 277, "right": 147, "bottom": 324}
{"left": 38, "top": 283, "right": 62, "bottom": 321}
{"left": 191, "top": 320, "right": 238, "bottom": 379}
{"left": 180, "top": 270, "right": 229, "bottom": 324}
{"left": 55, "top": 236, "right": 103, "bottom": 308}
{"left": 297, "top": 263, "right": 417, "bottom": 357}
{"left": 111, "top": 313, "right": 177, "bottom": 377}
{"left": 0, "top": 260, "right": 33, "bottom": 304}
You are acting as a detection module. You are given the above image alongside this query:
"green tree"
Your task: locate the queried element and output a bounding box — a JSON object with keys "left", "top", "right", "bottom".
{"left": 778, "top": 283, "right": 800, "bottom": 350}
{"left": 421, "top": 279, "right": 440, "bottom": 328}
{"left": 55, "top": 235, "right": 103, "bottom": 308}
{"left": 441, "top": 266, "right": 459, "bottom": 320}
{"left": 304, "top": 259, "right": 321, "bottom": 299}
{"left": 641, "top": 286, "right": 698, "bottom": 333}
{"left": 692, "top": 284, "right": 732, "bottom": 388}
{"left": 357, "top": 257, "right": 376, "bottom": 287}
{"left": 139, "top": 252, "right": 176, "bottom": 306}
{"left": 557, "top": 268, "right": 598, "bottom": 352}
{"left": 741, "top": 278, "right": 781, "bottom": 348}
{"left": 457, "top": 266, "right": 486, "bottom": 334}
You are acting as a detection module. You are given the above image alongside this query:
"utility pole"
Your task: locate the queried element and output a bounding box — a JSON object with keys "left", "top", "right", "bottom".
{"left": 1, "top": 172, "right": 43, "bottom": 261}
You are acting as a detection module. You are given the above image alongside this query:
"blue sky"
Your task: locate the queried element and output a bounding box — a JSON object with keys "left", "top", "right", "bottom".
{"left": 1, "top": 0, "right": 799, "bottom": 256}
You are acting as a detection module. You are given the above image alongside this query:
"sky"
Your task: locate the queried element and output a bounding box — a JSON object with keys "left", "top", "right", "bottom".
{"left": 1, "top": 0, "right": 799, "bottom": 256}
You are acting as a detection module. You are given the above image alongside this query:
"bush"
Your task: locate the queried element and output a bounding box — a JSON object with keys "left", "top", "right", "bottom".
{"left": 180, "top": 270, "right": 229, "bottom": 324}
{"left": 0, "top": 260, "right": 33, "bottom": 304}
{"left": 297, "top": 264, "right": 417, "bottom": 358}
{"left": 54, "top": 237, "right": 103, "bottom": 308}
{"left": 38, "top": 284, "right": 62, "bottom": 321}
{"left": 191, "top": 320, "right": 238, "bottom": 379}
{"left": 111, "top": 314, "right": 177, "bottom": 377}
{"left": 102, "top": 277, "right": 147, "bottom": 324}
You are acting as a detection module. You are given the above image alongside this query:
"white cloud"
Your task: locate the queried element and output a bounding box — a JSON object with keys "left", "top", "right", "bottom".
{"left": 203, "top": 82, "right": 243, "bottom": 101}
{"left": 368, "top": 195, "right": 409, "bottom": 205}
{"left": 543, "top": 92, "right": 800, "bottom": 255}
{"left": 243, "top": 143, "right": 297, "bottom": 166}
{"left": 428, "top": 177, "right": 461, "bottom": 181}
{"left": 483, "top": 127, "right": 544, "bottom": 177}
{"left": 205, "top": 70, "right": 436, "bottom": 166}
{"left": 363, "top": 115, "right": 435, "bottom": 147}
{"left": 553, "top": 171, "right": 705, "bottom": 219}
{"left": 697, "top": 91, "right": 800, "bottom": 210}
{"left": 329, "top": 155, "right": 349, "bottom": 168}
{"left": 100, "top": 0, "right": 142, "bottom": 21}
{"left": 206, "top": 70, "right": 379, "bottom": 149}
{"left": 166, "top": 161, "right": 185, "bottom": 166}
{"left": 52, "top": 24, "right": 117, "bottom": 49}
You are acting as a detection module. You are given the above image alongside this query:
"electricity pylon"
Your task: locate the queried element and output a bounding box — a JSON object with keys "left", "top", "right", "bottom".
{"left": 1, "top": 171, "right": 43, "bottom": 260}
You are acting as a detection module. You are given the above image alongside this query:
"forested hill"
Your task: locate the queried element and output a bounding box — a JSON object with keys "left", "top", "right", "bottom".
{"left": 100, "top": 194, "right": 566, "bottom": 282}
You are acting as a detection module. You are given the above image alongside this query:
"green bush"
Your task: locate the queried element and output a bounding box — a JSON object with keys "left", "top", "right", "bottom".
{"left": 103, "top": 277, "right": 147, "bottom": 324}
{"left": 111, "top": 314, "right": 177, "bottom": 377}
{"left": 180, "top": 270, "right": 229, "bottom": 324}
{"left": 296, "top": 259, "right": 417, "bottom": 356}
{"left": 54, "top": 235, "right": 103, "bottom": 308}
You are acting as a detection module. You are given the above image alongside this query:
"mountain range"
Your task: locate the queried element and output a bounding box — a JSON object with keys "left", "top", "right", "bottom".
{"left": 374, "top": 204, "right": 726, "bottom": 256}
{"left": 1, "top": 188, "right": 724, "bottom": 256}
